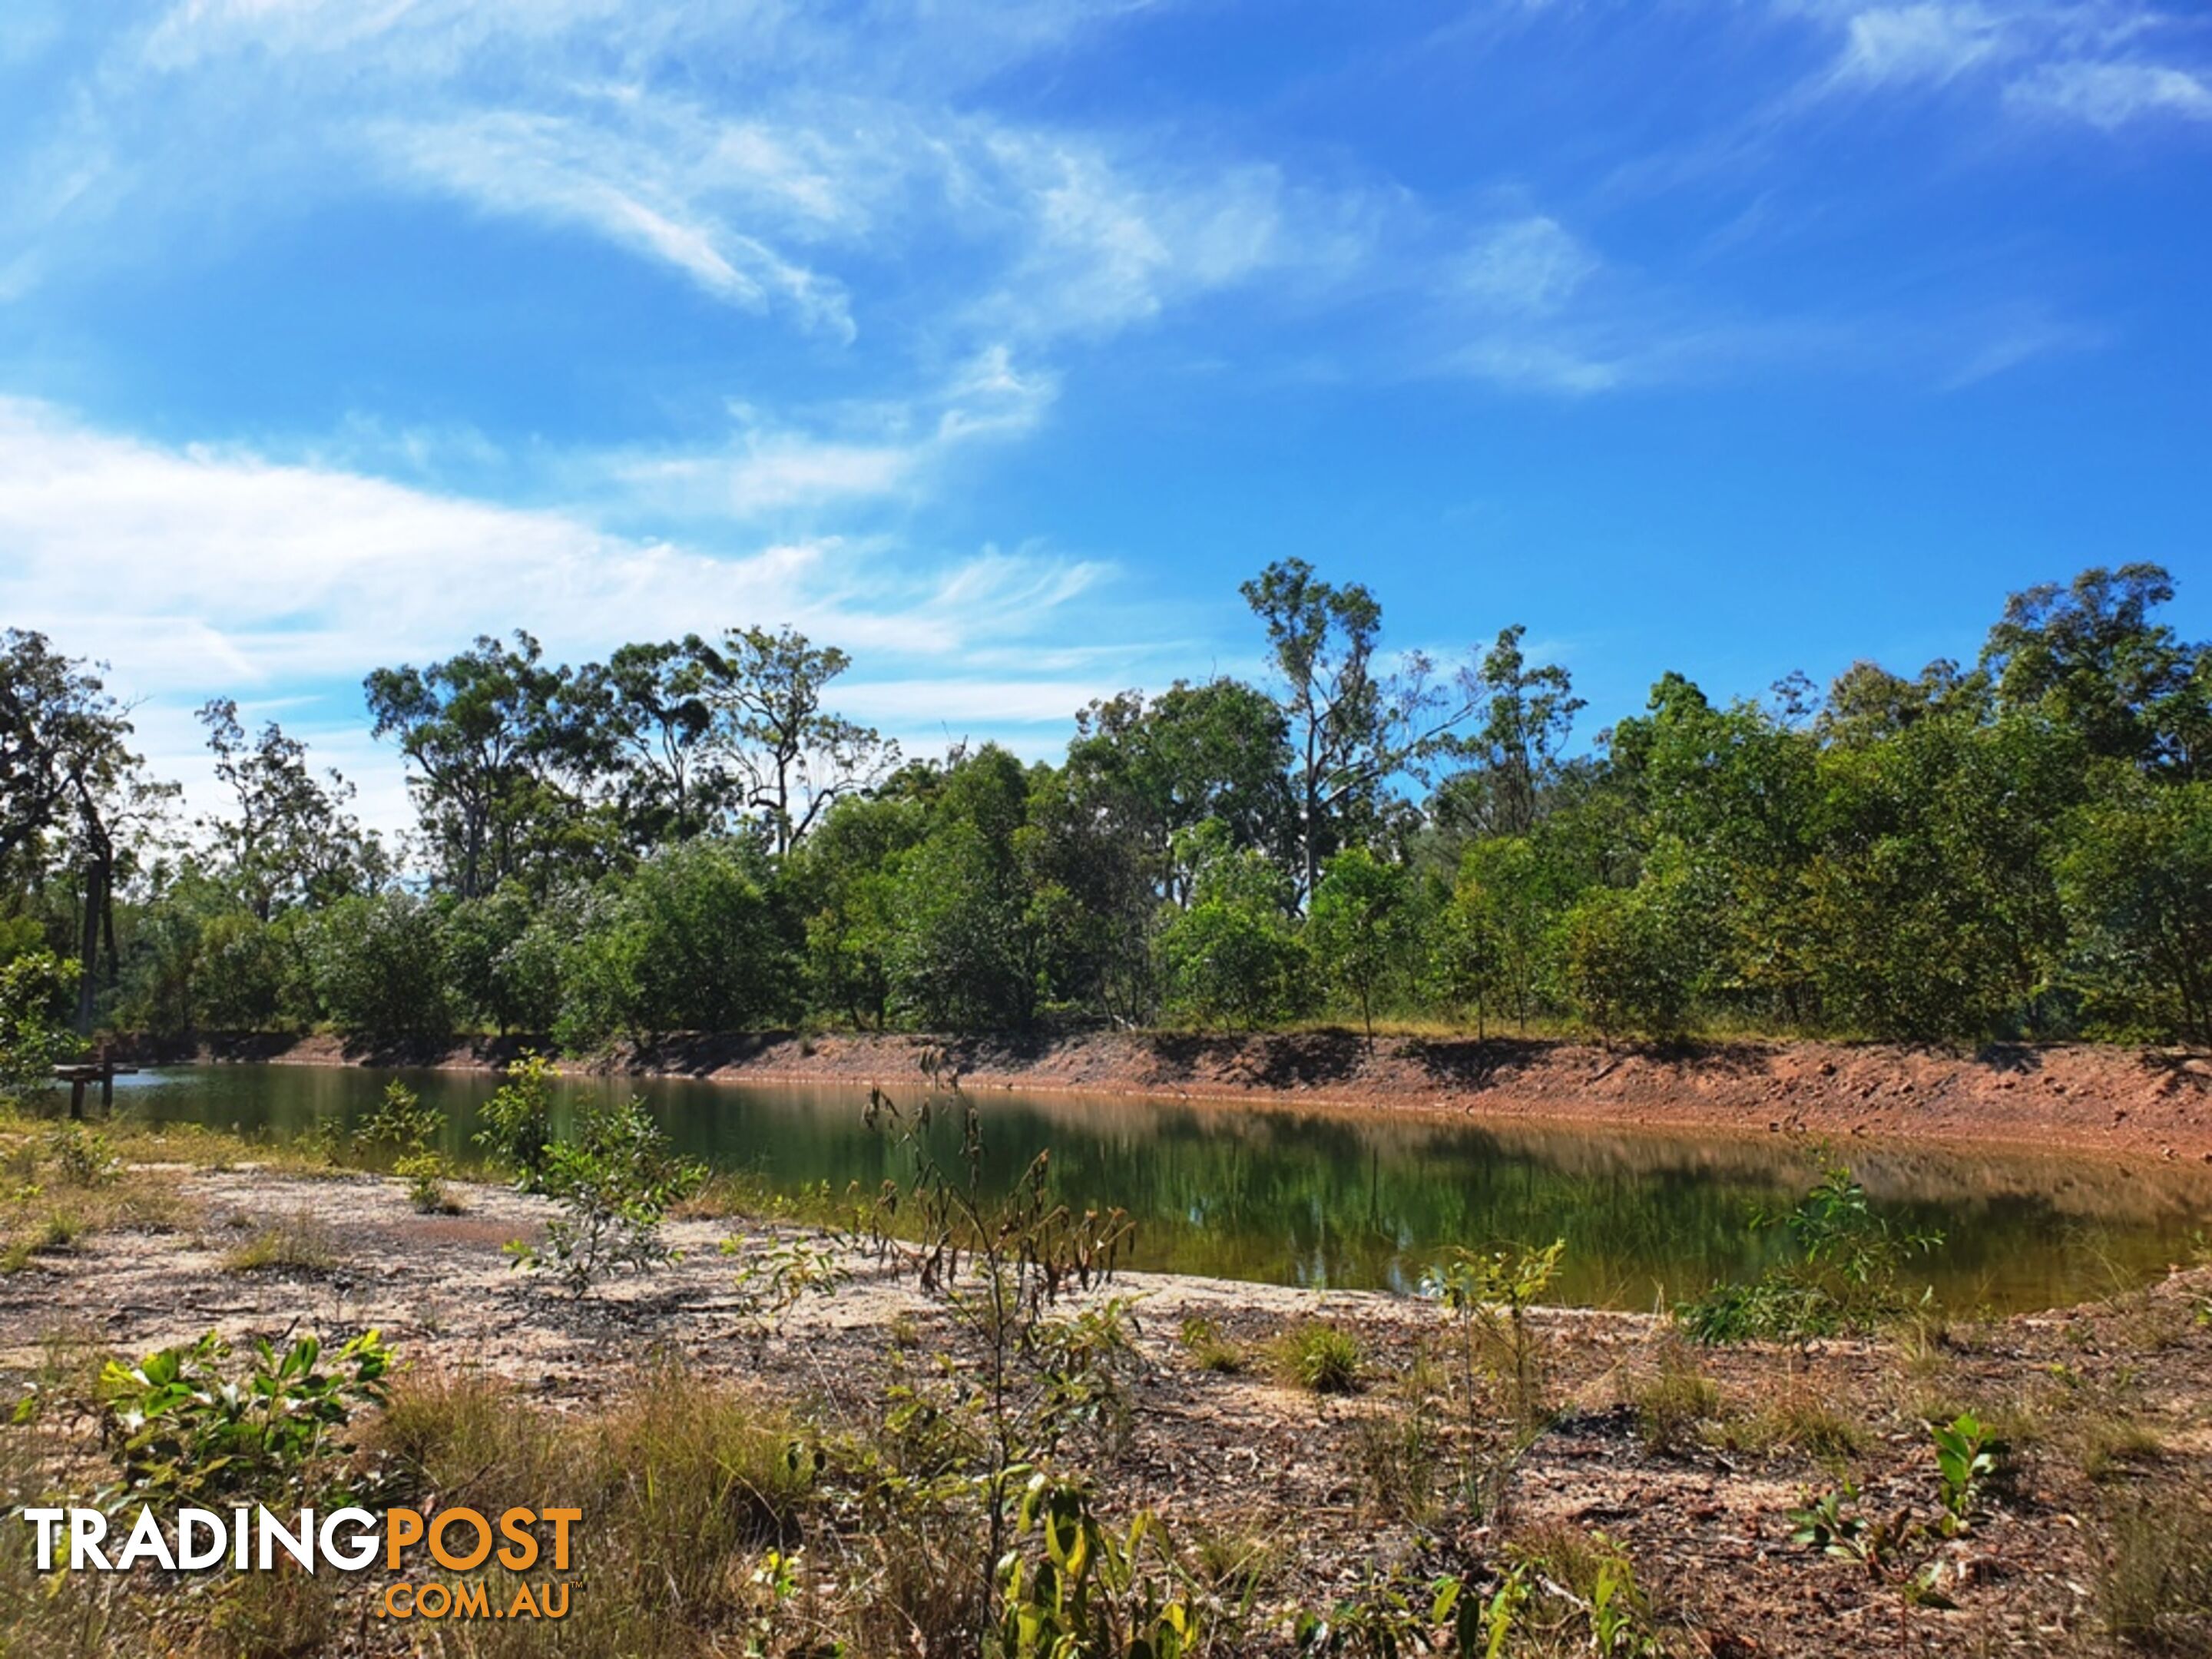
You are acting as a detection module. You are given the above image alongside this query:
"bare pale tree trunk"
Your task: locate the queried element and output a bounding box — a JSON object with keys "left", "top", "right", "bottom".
{"left": 75, "top": 857, "right": 104, "bottom": 1035}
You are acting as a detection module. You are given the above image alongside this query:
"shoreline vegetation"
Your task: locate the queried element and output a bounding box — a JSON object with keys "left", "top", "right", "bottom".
{"left": 118, "top": 1026, "right": 2212, "bottom": 1164}
{"left": 0, "top": 1075, "right": 2207, "bottom": 1656}
{"left": 7, "top": 563, "right": 2212, "bottom": 1094}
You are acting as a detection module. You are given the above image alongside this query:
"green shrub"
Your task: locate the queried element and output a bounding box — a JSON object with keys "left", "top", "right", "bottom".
{"left": 1157, "top": 828, "right": 1311, "bottom": 1030}
{"left": 1422, "top": 1237, "right": 1565, "bottom": 1435}
{"left": 995, "top": 1475, "right": 1201, "bottom": 1659}
{"left": 552, "top": 841, "right": 793, "bottom": 1049}
{"left": 361, "top": 1079, "right": 455, "bottom": 1213}
{"left": 41, "top": 1125, "right": 119, "bottom": 1188}
{"left": 507, "top": 1096, "right": 706, "bottom": 1295}
{"left": 95, "top": 1329, "right": 393, "bottom": 1505}
{"left": 1554, "top": 879, "right": 1697, "bottom": 1039}
{"left": 305, "top": 892, "right": 453, "bottom": 1046}
{"left": 1677, "top": 1161, "right": 1943, "bottom": 1343}
{"left": 474, "top": 1051, "right": 559, "bottom": 1189}
{"left": 0, "top": 951, "right": 79, "bottom": 1101}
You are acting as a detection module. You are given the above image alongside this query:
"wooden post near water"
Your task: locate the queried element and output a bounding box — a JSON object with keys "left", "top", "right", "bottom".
{"left": 53, "top": 1060, "right": 137, "bottom": 1120}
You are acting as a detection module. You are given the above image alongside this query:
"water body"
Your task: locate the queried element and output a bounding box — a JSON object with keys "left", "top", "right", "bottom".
{"left": 104, "top": 1065, "right": 2212, "bottom": 1313}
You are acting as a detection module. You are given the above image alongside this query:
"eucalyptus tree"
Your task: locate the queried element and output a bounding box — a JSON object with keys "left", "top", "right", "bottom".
{"left": 2057, "top": 774, "right": 2212, "bottom": 1044}
{"left": 1816, "top": 657, "right": 1987, "bottom": 749}
{"left": 1307, "top": 846, "right": 1421, "bottom": 1041}
{"left": 586, "top": 639, "right": 733, "bottom": 849}
{"left": 694, "top": 626, "right": 895, "bottom": 856}
{"left": 1429, "top": 625, "right": 1584, "bottom": 843}
{"left": 1981, "top": 563, "right": 2209, "bottom": 779}
{"left": 1156, "top": 822, "right": 1310, "bottom": 1029}
{"left": 0, "top": 631, "right": 175, "bottom": 1031}
{"left": 788, "top": 790, "right": 929, "bottom": 1028}
{"left": 886, "top": 746, "right": 1036, "bottom": 1030}
{"left": 196, "top": 699, "right": 385, "bottom": 920}
{"left": 1240, "top": 559, "right": 1482, "bottom": 903}
{"left": 365, "top": 631, "right": 613, "bottom": 897}
{"left": 1064, "top": 678, "right": 1293, "bottom": 905}
{"left": 1799, "top": 710, "right": 2083, "bottom": 1039}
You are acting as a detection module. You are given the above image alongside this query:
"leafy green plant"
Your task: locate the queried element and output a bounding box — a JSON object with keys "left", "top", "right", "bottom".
{"left": 1929, "top": 1409, "right": 1998, "bottom": 1532}
{"left": 361, "top": 1078, "right": 456, "bottom": 1214}
{"left": 725, "top": 1234, "right": 853, "bottom": 1332}
{"left": 507, "top": 1094, "right": 706, "bottom": 1295}
{"left": 1469, "top": 1568, "right": 1530, "bottom": 1659}
{"left": 361, "top": 1078, "right": 442, "bottom": 1150}
{"left": 1294, "top": 1566, "right": 1490, "bottom": 1658}
{"left": 41, "top": 1124, "right": 119, "bottom": 1187}
{"left": 856, "top": 1054, "right": 1137, "bottom": 1635}
{"left": 0, "top": 951, "right": 82, "bottom": 1103}
{"left": 392, "top": 1151, "right": 456, "bottom": 1215}
{"left": 1677, "top": 1161, "right": 1943, "bottom": 1343}
{"left": 1029, "top": 1296, "right": 1148, "bottom": 1464}
{"left": 995, "top": 1473, "right": 1202, "bottom": 1658}
{"left": 474, "top": 1050, "right": 560, "bottom": 1190}
{"left": 291, "top": 1114, "right": 352, "bottom": 1170}
{"left": 1788, "top": 1487, "right": 1863, "bottom": 1556}
{"left": 1494, "top": 1528, "right": 1670, "bottom": 1657}
{"left": 1422, "top": 1237, "right": 1564, "bottom": 1437}
{"left": 97, "top": 1329, "right": 393, "bottom": 1505}
{"left": 1586, "top": 1550, "right": 1659, "bottom": 1657}
{"left": 1788, "top": 1485, "right": 1918, "bottom": 1581}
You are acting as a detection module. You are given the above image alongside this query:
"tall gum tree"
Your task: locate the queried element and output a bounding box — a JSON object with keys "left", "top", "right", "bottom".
{"left": 1240, "top": 559, "right": 1482, "bottom": 904}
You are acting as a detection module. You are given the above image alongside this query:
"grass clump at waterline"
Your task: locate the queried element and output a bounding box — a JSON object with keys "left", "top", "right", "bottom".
{"left": 1269, "top": 1319, "right": 1363, "bottom": 1394}
{"left": 1179, "top": 1313, "right": 1247, "bottom": 1374}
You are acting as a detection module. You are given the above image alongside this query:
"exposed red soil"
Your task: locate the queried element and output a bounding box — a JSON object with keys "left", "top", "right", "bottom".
{"left": 127, "top": 1028, "right": 2212, "bottom": 1162}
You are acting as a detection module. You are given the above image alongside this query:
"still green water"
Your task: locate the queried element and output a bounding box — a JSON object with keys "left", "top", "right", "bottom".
{"left": 107, "top": 1065, "right": 2212, "bottom": 1313}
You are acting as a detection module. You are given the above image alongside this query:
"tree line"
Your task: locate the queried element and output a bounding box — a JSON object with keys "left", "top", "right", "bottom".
{"left": 2, "top": 561, "right": 2208, "bottom": 1052}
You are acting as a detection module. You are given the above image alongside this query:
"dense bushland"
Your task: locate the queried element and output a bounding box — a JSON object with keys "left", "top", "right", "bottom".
{"left": 4, "top": 562, "right": 2210, "bottom": 1051}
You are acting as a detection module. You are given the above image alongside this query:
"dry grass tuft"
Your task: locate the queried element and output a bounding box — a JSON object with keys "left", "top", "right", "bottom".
{"left": 220, "top": 1210, "right": 341, "bottom": 1275}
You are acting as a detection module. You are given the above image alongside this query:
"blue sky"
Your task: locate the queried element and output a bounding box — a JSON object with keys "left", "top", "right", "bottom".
{"left": 1, "top": 1, "right": 2207, "bottom": 832}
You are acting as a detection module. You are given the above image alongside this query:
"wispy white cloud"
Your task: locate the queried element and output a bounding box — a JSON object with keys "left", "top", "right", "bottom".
{"left": 0, "top": 396, "right": 1149, "bottom": 826}
{"left": 1426, "top": 215, "right": 1667, "bottom": 395}
{"left": 578, "top": 344, "right": 1058, "bottom": 524}
{"left": 0, "top": 396, "right": 1115, "bottom": 680}
{"left": 1936, "top": 306, "right": 2105, "bottom": 386}
{"left": 371, "top": 107, "right": 859, "bottom": 336}
{"left": 1830, "top": 5, "right": 2008, "bottom": 87}
{"left": 2007, "top": 57, "right": 2212, "bottom": 124}
{"left": 1795, "top": 1, "right": 2212, "bottom": 130}
{"left": 972, "top": 138, "right": 1303, "bottom": 339}
{"left": 1455, "top": 216, "right": 1600, "bottom": 316}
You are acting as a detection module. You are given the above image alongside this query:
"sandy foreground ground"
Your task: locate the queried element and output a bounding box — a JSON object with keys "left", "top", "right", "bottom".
{"left": 3, "top": 1161, "right": 2209, "bottom": 1656}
